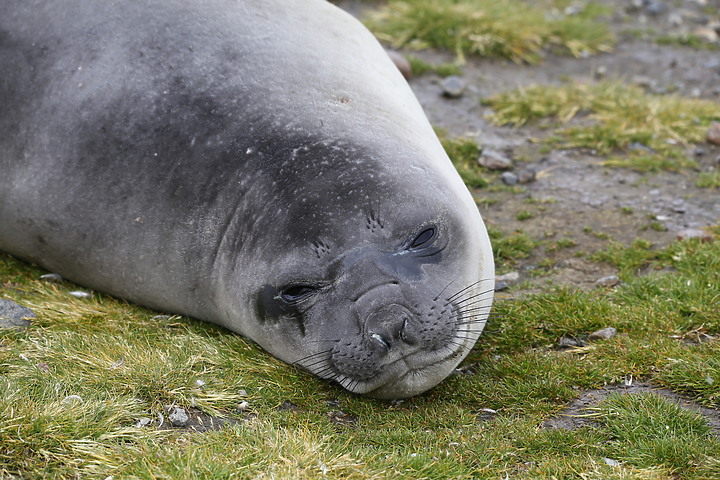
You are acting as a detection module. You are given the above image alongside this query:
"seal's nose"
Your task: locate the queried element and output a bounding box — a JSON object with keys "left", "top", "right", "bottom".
{"left": 366, "top": 304, "right": 418, "bottom": 350}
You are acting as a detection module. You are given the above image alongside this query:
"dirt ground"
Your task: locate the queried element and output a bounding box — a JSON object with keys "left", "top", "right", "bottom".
{"left": 340, "top": 0, "right": 720, "bottom": 433}
{"left": 344, "top": 0, "right": 720, "bottom": 292}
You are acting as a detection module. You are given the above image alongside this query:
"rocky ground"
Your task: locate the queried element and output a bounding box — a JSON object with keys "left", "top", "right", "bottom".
{"left": 341, "top": 0, "right": 720, "bottom": 433}
{"left": 344, "top": 0, "right": 720, "bottom": 293}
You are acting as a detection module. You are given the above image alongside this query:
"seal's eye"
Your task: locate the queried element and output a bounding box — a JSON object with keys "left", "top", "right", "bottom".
{"left": 409, "top": 227, "right": 436, "bottom": 249}
{"left": 279, "top": 285, "right": 317, "bottom": 303}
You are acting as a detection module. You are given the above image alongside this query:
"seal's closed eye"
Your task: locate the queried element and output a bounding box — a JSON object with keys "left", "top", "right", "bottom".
{"left": 279, "top": 285, "right": 318, "bottom": 303}
{"left": 408, "top": 227, "right": 436, "bottom": 250}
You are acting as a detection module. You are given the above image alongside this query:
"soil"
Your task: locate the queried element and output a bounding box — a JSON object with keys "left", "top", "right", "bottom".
{"left": 343, "top": 0, "right": 720, "bottom": 292}
{"left": 339, "top": 0, "right": 720, "bottom": 432}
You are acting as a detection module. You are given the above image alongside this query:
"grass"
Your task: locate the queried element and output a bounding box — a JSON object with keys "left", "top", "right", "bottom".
{"left": 406, "top": 56, "right": 462, "bottom": 77}
{"left": 2, "top": 232, "right": 720, "bottom": 478}
{"left": 484, "top": 81, "right": 720, "bottom": 172}
{"left": 364, "top": 0, "right": 614, "bottom": 63}
{"left": 697, "top": 171, "right": 720, "bottom": 189}
{"left": 435, "top": 129, "right": 489, "bottom": 188}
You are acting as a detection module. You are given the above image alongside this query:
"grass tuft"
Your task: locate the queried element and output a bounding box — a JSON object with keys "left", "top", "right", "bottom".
{"left": 364, "top": 0, "right": 614, "bottom": 64}
{"left": 484, "top": 81, "right": 720, "bottom": 172}
{"left": 436, "top": 129, "right": 489, "bottom": 188}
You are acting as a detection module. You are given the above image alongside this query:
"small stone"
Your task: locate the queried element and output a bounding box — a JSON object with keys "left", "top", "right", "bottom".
{"left": 694, "top": 147, "right": 706, "bottom": 156}
{"left": 668, "top": 12, "right": 683, "bottom": 26}
{"left": 604, "top": 458, "right": 621, "bottom": 467}
{"left": 557, "top": 336, "right": 586, "bottom": 348}
{"left": 167, "top": 406, "right": 189, "bottom": 427}
{"left": 237, "top": 401, "right": 250, "bottom": 412}
{"left": 693, "top": 27, "right": 718, "bottom": 42}
{"left": 671, "top": 199, "right": 687, "bottom": 214}
{"left": 676, "top": 229, "right": 714, "bottom": 242}
{"left": 238, "top": 389, "right": 248, "bottom": 397}
{"left": 595, "top": 275, "right": 620, "bottom": 287}
{"left": 494, "top": 281, "right": 509, "bottom": 291}
{"left": 477, "top": 149, "right": 513, "bottom": 170}
{"left": 644, "top": 1, "right": 667, "bottom": 16}
{"left": 136, "top": 417, "right": 152, "bottom": 427}
{"left": 386, "top": 50, "right": 412, "bottom": 80}
{"left": 0, "top": 298, "right": 35, "bottom": 330}
{"left": 496, "top": 271, "right": 520, "bottom": 283}
{"left": 594, "top": 65, "right": 607, "bottom": 79}
{"left": 441, "top": 75, "right": 465, "bottom": 98}
{"left": 517, "top": 169, "right": 537, "bottom": 184}
{"left": 62, "top": 394, "right": 84, "bottom": 404}
{"left": 588, "top": 327, "right": 618, "bottom": 341}
{"left": 500, "top": 171, "right": 518, "bottom": 186}
{"left": 40, "top": 273, "right": 63, "bottom": 282}
{"left": 69, "top": 291, "right": 91, "bottom": 299}
{"left": 195, "top": 379, "right": 206, "bottom": 388}
{"left": 706, "top": 123, "right": 720, "bottom": 146}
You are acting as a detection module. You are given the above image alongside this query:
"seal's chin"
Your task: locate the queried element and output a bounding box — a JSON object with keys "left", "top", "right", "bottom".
{"left": 334, "top": 340, "right": 472, "bottom": 400}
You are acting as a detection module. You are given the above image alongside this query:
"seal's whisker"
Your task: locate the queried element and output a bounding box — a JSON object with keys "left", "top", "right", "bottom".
{"left": 449, "top": 287, "right": 496, "bottom": 306}
{"left": 444, "top": 278, "right": 495, "bottom": 302}
{"left": 433, "top": 277, "right": 459, "bottom": 302}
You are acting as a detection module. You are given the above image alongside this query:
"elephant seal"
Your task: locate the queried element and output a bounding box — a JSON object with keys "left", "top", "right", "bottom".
{"left": 0, "top": 0, "right": 494, "bottom": 399}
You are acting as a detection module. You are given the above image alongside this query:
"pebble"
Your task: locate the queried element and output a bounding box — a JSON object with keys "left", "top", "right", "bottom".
{"left": 495, "top": 271, "right": 520, "bottom": 291}
{"left": 595, "top": 275, "right": 620, "bottom": 287}
{"left": 237, "top": 401, "right": 250, "bottom": 412}
{"left": 167, "top": 406, "right": 189, "bottom": 427}
{"left": 477, "top": 149, "right": 513, "bottom": 170}
{"left": 557, "top": 336, "right": 586, "bottom": 348}
{"left": 676, "top": 228, "right": 714, "bottom": 242}
{"left": 0, "top": 298, "right": 35, "bottom": 330}
{"left": 706, "top": 123, "right": 720, "bottom": 146}
{"left": 517, "top": 169, "right": 537, "bottom": 184}
{"left": 62, "top": 394, "right": 84, "bottom": 404}
{"left": 441, "top": 75, "right": 465, "bottom": 98}
{"left": 694, "top": 27, "right": 718, "bottom": 42}
{"left": 386, "top": 50, "right": 412, "bottom": 80}
{"left": 40, "top": 273, "right": 63, "bottom": 282}
{"left": 136, "top": 417, "right": 152, "bottom": 427}
{"left": 69, "top": 291, "right": 91, "bottom": 299}
{"left": 496, "top": 271, "right": 520, "bottom": 283}
{"left": 645, "top": 1, "right": 668, "bottom": 16}
{"left": 500, "top": 171, "right": 518, "bottom": 186}
{"left": 588, "top": 327, "right": 618, "bottom": 341}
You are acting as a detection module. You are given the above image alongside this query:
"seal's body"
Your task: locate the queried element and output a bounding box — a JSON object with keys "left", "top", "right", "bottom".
{"left": 0, "top": 0, "right": 494, "bottom": 398}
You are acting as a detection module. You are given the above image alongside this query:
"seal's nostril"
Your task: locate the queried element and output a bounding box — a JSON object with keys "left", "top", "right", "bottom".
{"left": 370, "top": 332, "right": 391, "bottom": 350}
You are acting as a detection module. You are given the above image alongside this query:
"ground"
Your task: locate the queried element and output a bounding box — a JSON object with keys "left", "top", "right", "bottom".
{"left": 344, "top": 0, "right": 720, "bottom": 444}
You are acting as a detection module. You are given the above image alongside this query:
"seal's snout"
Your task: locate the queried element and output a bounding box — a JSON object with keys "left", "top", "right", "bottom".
{"left": 366, "top": 304, "right": 418, "bottom": 350}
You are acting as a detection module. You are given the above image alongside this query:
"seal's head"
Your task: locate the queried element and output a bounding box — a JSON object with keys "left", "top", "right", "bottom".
{"left": 232, "top": 136, "right": 494, "bottom": 400}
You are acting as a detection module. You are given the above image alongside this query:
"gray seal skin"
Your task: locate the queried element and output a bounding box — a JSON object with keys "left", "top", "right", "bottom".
{"left": 0, "top": 0, "right": 495, "bottom": 399}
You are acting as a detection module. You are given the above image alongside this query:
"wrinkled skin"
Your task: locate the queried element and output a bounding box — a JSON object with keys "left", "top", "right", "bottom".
{"left": 0, "top": 0, "right": 494, "bottom": 398}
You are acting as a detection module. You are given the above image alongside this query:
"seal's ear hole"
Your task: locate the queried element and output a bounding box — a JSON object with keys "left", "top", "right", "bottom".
{"left": 409, "top": 227, "right": 436, "bottom": 249}
{"left": 279, "top": 284, "right": 317, "bottom": 303}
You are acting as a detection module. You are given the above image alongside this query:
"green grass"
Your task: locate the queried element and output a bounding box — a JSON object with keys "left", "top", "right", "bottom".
{"left": 364, "top": 0, "right": 614, "bottom": 63}
{"left": 656, "top": 33, "right": 719, "bottom": 51}
{"left": 484, "top": 81, "right": 720, "bottom": 172}
{"left": 596, "top": 393, "right": 718, "bottom": 474}
{"left": 406, "top": 56, "right": 462, "bottom": 77}
{"left": 436, "top": 129, "right": 489, "bottom": 188}
{"left": 697, "top": 171, "right": 720, "bottom": 189}
{"left": 2, "top": 232, "right": 720, "bottom": 477}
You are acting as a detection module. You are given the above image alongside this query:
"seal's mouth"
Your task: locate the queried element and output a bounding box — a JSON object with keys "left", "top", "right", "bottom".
{"left": 332, "top": 327, "right": 479, "bottom": 399}
{"left": 291, "top": 279, "right": 494, "bottom": 399}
